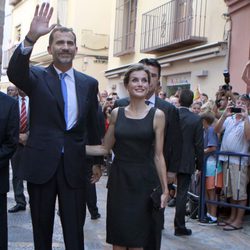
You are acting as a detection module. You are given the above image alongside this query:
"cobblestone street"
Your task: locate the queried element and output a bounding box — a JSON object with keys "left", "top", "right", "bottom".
{"left": 7, "top": 175, "right": 250, "bottom": 250}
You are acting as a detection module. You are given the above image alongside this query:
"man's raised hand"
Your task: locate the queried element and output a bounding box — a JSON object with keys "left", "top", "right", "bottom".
{"left": 26, "top": 2, "right": 56, "bottom": 43}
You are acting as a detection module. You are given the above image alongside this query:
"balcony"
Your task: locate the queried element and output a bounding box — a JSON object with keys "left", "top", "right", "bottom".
{"left": 141, "top": 0, "right": 207, "bottom": 53}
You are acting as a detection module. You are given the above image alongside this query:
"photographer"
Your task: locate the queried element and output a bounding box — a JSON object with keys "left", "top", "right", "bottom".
{"left": 214, "top": 94, "right": 250, "bottom": 231}
{"left": 214, "top": 71, "right": 236, "bottom": 119}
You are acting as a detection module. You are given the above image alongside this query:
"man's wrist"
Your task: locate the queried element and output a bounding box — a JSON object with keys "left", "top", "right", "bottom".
{"left": 25, "top": 35, "right": 36, "bottom": 45}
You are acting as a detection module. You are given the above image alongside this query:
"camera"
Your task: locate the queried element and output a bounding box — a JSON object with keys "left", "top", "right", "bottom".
{"left": 230, "top": 107, "right": 242, "bottom": 113}
{"left": 223, "top": 70, "right": 230, "bottom": 84}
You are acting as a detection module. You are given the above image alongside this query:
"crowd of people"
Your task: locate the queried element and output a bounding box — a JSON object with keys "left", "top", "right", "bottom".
{"left": 0, "top": 2, "right": 250, "bottom": 250}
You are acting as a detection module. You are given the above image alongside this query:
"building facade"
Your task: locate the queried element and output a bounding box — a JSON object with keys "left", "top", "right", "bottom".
{"left": 105, "top": 0, "right": 230, "bottom": 99}
{"left": 225, "top": 0, "right": 250, "bottom": 94}
{"left": 1, "top": 0, "right": 112, "bottom": 93}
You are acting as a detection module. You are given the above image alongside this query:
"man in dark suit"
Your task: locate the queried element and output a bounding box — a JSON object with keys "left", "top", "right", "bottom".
{"left": 174, "top": 89, "right": 203, "bottom": 236}
{"left": 8, "top": 89, "right": 28, "bottom": 213}
{"left": 7, "top": 3, "right": 102, "bottom": 250}
{"left": 114, "top": 58, "right": 182, "bottom": 250}
{"left": 0, "top": 92, "right": 19, "bottom": 250}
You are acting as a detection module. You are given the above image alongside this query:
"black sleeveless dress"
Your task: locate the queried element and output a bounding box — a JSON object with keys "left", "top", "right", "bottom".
{"left": 106, "top": 107, "right": 158, "bottom": 247}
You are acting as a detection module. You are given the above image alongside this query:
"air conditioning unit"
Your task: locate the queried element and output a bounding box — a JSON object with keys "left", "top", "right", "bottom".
{"left": 195, "top": 70, "right": 208, "bottom": 77}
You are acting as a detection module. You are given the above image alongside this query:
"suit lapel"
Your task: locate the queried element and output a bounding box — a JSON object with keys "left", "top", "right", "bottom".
{"left": 44, "top": 65, "right": 64, "bottom": 118}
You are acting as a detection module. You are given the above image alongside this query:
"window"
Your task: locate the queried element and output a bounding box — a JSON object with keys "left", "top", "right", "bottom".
{"left": 15, "top": 24, "right": 21, "bottom": 43}
{"left": 113, "top": 0, "right": 137, "bottom": 56}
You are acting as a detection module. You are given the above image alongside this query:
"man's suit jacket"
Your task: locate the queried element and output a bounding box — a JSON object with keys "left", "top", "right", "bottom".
{"left": 7, "top": 44, "right": 101, "bottom": 188}
{"left": 0, "top": 92, "right": 19, "bottom": 194}
{"left": 114, "top": 96, "right": 182, "bottom": 172}
{"left": 178, "top": 107, "right": 204, "bottom": 174}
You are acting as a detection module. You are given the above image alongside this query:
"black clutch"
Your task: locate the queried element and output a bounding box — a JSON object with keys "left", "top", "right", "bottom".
{"left": 150, "top": 186, "right": 162, "bottom": 210}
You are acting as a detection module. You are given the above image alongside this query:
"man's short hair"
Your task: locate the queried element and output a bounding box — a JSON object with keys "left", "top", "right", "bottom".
{"left": 179, "top": 89, "right": 194, "bottom": 107}
{"left": 138, "top": 58, "right": 161, "bottom": 78}
{"left": 49, "top": 26, "right": 77, "bottom": 46}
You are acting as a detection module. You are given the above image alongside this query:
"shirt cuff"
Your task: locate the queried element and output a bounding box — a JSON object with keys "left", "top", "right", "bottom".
{"left": 20, "top": 41, "right": 33, "bottom": 55}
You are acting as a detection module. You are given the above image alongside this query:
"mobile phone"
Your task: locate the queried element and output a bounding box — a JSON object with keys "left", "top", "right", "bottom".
{"left": 230, "top": 107, "right": 242, "bottom": 113}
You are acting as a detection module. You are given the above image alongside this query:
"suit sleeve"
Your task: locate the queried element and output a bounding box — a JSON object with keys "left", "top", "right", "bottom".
{"left": 194, "top": 118, "right": 204, "bottom": 171}
{"left": 0, "top": 100, "right": 19, "bottom": 168}
{"left": 7, "top": 44, "right": 34, "bottom": 96}
{"left": 86, "top": 81, "right": 103, "bottom": 164}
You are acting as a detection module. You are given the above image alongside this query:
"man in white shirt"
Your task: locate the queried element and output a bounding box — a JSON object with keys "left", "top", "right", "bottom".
{"left": 214, "top": 94, "right": 250, "bottom": 231}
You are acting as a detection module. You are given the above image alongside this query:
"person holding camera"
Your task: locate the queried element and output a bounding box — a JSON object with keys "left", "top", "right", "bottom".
{"left": 214, "top": 94, "right": 250, "bottom": 231}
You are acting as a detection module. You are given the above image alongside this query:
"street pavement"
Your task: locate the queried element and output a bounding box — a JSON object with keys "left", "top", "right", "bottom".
{"left": 7, "top": 175, "right": 250, "bottom": 250}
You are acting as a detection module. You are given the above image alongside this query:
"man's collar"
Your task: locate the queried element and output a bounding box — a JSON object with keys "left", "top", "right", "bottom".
{"left": 146, "top": 94, "right": 156, "bottom": 105}
{"left": 53, "top": 66, "right": 74, "bottom": 79}
{"left": 179, "top": 106, "right": 190, "bottom": 110}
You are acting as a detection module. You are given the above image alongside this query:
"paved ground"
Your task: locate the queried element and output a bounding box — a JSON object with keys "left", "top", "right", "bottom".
{"left": 7, "top": 175, "right": 250, "bottom": 250}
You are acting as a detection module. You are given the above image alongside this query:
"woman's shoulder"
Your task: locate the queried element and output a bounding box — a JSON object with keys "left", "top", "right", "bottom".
{"left": 154, "top": 108, "right": 165, "bottom": 118}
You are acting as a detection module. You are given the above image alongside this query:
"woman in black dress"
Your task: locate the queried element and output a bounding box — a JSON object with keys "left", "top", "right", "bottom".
{"left": 86, "top": 64, "right": 169, "bottom": 250}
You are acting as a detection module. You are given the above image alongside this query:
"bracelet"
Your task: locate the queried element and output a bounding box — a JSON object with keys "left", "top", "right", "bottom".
{"left": 25, "top": 35, "right": 36, "bottom": 45}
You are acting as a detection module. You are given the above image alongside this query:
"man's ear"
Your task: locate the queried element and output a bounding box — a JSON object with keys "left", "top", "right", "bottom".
{"left": 47, "top": 46, "right": 51, "bottom": 54}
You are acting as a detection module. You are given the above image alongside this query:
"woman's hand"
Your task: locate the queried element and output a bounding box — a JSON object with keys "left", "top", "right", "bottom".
{"left": 160, "top": 190, "right": 169, "bottom": 209}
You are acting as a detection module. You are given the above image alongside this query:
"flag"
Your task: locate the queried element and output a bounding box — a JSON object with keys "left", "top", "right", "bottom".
{"left": 193, "top": 86, "right": 201, "bottom": 101}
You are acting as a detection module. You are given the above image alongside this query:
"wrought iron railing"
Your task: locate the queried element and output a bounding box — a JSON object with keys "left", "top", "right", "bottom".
{"left": 141, "top": 0, "right": 207, "bottom": 52}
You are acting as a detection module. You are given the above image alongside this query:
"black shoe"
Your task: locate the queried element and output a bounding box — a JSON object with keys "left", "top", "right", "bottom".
{"left": 8, "top": 205, "right": 26, "bottom": 213}
{"left": 168, "top": 198, "right": 176, "bottom": 207}
{"left": 174, "top": 228, "right": 192, "bottom": 236}
{"left": 91, "top": 213, "right": 101, "bottom": 220}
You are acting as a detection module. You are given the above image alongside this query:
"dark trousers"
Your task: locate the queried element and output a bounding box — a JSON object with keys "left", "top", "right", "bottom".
{"left": 174, "top": 173, "right": 191, "bottom": 229}
{"left": 11, "top": 145, "right": 26, "bottom": 207}
{"left": 86, "top": 162, "right": 98, "bottom": 216}
{"left": 0, "top": 193, "right": 7, "bottom": 250}
{"left": 27, "top": 156, "right": 86, "bottom": 250}
{"left": 144, "top": 208, "right": 164, "bottom": 250}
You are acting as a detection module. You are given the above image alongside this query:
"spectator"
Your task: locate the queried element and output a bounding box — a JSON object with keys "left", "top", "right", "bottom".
{"left": 201, "top": 93, "right": 209, "bottom": 105}
{"left": 103, "top": 105, "right": 112, "bottom": 132}
{"left": 191, "top": 101, "right": 202, "bottom": 115}
{"left": 200, "top": 112, "right": 222, "bottom": 224}
{"left": 169, "top": 95, "right": 180, "bottom": 108}
{"left": 7, "top": 85, "right": 18, "bottom": 99}
{"left": 8, "top": 89, "right": 29, "bottom": 213}
{"left": 158, "top": 90, "right": 167, "bottom": 100}
{"left": 214, "top": 94, "right": 250, "bottom": 231}
{"left": 214, "top": 94, "right": 229, "bottom": 119}
{"left": 201, "top": 100, "right": 215, "bottom": 114}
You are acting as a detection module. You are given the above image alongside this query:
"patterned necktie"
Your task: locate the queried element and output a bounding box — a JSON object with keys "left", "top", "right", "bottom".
{"left": 20, "top": 97, "right": 27, "bottom": 133}
{"left": 60, "top": 73, "right": 68, "bottom": 127}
